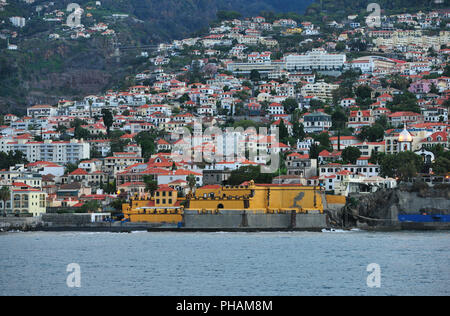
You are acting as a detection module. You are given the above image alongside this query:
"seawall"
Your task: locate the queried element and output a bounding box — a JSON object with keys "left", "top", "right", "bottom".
{"left": 0, "top": 211, "right": 330, "bottom": 233}
{"left": 0, "top": 217, "right": 43, "bottom": 232}
{"left": 183, "top": 210, "right": 329, "bottom": 231}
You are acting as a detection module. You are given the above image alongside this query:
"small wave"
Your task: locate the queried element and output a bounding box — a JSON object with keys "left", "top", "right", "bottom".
{"left": 322, "top": 228, "right": 352, "bottom": 233}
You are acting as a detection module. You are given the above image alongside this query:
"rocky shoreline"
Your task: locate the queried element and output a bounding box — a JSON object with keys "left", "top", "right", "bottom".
{"left": 1, "top": 185, "right": 449, "bottom": 233}
{"left": 335, "top": 184, "right": 450, "bottom": 229}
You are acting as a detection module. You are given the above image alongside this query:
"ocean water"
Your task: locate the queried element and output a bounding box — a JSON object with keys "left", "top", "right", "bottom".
{"left": 0, "top": 231, "right": 449, "bottom": 296}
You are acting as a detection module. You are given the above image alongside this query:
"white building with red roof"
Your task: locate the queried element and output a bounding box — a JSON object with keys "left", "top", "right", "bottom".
{"left": 421, "top": 107, "right": 448, "bottom": 123}
{"left": 330, "top": 136, "right": 360, "bottom": 151}
{"left": 157, "top": 169, "right": 203, "bottom": 187}
{"left": 26, "top": 161, "right": 65, "bottom": 177}
{"left": 388, "top": 111, "right": 424, "bottom": 127}
{"left": 348, "top": 110, "right": 376, "bottom": 129}
{"left": 340, "top": 98, "right": 356, "bottom": 108}
{"left": 420, "top": 131, "right": 448, "bottom": 149}
{"left": 27, "top": 105, "right": 57, "bottom": 118}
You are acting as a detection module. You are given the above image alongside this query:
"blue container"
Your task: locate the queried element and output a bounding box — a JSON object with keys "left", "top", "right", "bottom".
{"left": 398, "top": 214, "right": 450, "bottom": 223}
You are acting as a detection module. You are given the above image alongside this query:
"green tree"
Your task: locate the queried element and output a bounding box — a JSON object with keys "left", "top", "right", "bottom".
{"left": 65, "top": 163, "right": 79, "bottom": 175}
{"left": 281, "top": 98, "right": 298, "bottom": 114}
{"left": 390, "top": 75, "right": 411, "bottom": 91}
{"left": 0, "top": 151, "right": 28, "bottom": 170}
{"left": 110, "top": 198, "right": 126, "bottom": 213}
{"left": 217, "top": 10, "right": 242, "bottom": 21}
{"left": 226, "top": 166, "right": 274, "bottom": 185}
{"left": 70, "top": 118, "right": 87, "bottom": 129}
{"left": 74, "top": 126, "right": 91, "bottom": 140}
{"left": 278, "top": 119, "right": 289, "bottom": 144}
{"left": 109, "top": 138, "right": 128, "bottom": 156}
{"left": 178, "top": 93, "right": 190, "bottom": 103}
{"left": 78, "top": 200, "right": 101, "bottom": 214}
{"left": 331, "top": 109, "right": 347, "bottom": 130}
{"left": 101, "top": 109, "right": 114, "bottom": 135}
{"left": 103, "top": 181, "right": 117, "bottom": 195}
{"left": 359, "top": 124, "right": 385, "bottom": 142}
{"left": 387, "top": 91, "right": 420, "bottom": 113}
{"left": 135, "top": 132, "right": 157, "bottom": 159}
{"left": 310, "top": 99, "right": 325, "bottom": 109}
{"left": 369, "top": 151, "right": 385, "bottom": 165}
{"left": 309, "top": 143, "right": 329, "bottom": 160}
{"left": 355, "top": 85, "right": 372, "bottom": 100}
{"left": 293, "top": 122, "right": 305, "bottom": 141}
{"left": 250, "top": 69, "right": 261, "bottom": 82}
{"left": 233, "top": 120, "right": 261, "bottom": 129}
{"left": 56, "top": 125, "right": 67, "bottom": 134}
{"left": 433, "top": 157, "right": 450, "bottom": 176}
{"left": 143, "top": 176, "right": 158, "bottom": 195}
{"left": 342, "top": 146, "right": 362, "bottom": 164}
{"left": 187, "top": 174, "right": 197, "bottom": 193}
{"left": 0, "top": 186, "right": 10, "bottom": 217}
{"left": 375, "top": 115, "right": 389, "bottom": 129}
{"left": 380, "top": 152, "right": 423, "bottom": 181}
{"left": 242, "top": 80, "right": 253, "bottom": 88}
{"left": 335, "top": 42, "right": 346, "bottom": 51}
{"left": 314, "top": 133, "right": 331, "bottom": 150}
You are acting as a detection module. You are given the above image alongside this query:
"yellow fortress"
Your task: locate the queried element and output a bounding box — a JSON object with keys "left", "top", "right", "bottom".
{"left": 122, "top": 181, "right": 328, "bottom": 223}
{"left": 187, "top": 181, "right": 324, "bottom": 214}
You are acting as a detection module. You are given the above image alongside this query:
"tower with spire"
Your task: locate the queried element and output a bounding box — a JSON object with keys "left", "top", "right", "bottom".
{"left": 398, "top": 126, "right": 413, "bottom": 152}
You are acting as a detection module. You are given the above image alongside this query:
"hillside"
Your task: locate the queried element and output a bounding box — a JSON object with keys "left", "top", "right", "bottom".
{"left": 0, "top": 0, "right": 448, "bottom": 114}
{"left": 0, "top": 0, "right": 314, "bottom": 114}
{"left": 304, "top": 0, "right": 450, "bottom": 21}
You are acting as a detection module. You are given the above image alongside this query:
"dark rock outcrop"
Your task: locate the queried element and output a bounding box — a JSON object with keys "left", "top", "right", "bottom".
{"left": 338, "top": 185, "right": 450, "bottom": 228}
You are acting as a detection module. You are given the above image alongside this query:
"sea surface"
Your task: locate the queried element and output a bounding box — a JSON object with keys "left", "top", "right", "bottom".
{"left": 0, "top": 230, "right": 449, "bottom": 296}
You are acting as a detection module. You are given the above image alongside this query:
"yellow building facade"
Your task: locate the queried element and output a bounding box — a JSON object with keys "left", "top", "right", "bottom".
{"left": 11, "top": 187, "right": 47, "bottom": 217}
{"left": 122, "top": 186, "right": 184, "bottom": 223}
{"left": 284, "top": 28, "right": 303, "bottom": 35}
{"left": 122, "top": 181, "right": 332, "bottom": 223}
{"left": 187, "top": 181, "right": 324, "bottom": 214}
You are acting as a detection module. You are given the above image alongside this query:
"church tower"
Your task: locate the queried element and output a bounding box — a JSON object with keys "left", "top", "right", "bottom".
{"left": 398, "top": 126, "right": 413, "bottom": 152}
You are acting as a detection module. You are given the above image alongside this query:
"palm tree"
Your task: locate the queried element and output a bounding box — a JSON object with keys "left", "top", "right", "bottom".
{"left": 186, "top": 174, "right": 197, "bottom": 194}
{"left": 0, "top": 186, "right": 11, "bottom": 217}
